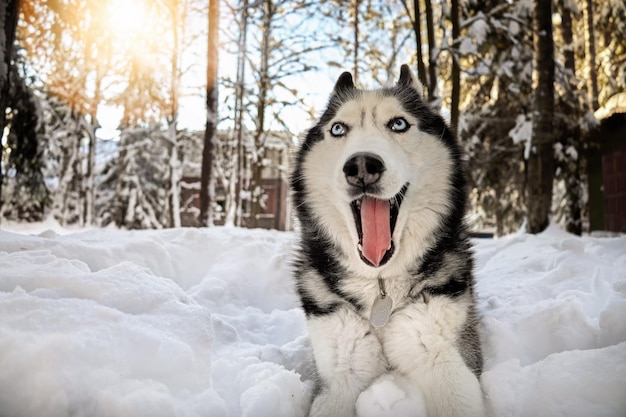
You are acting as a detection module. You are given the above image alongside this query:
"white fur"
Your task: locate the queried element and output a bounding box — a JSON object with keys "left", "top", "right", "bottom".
{"left": 307, "top": 308, "right": 388, "bottom": 417}
{"left": 381, "top": 296, "right": 485, "bottom": 417}
{"left": 300, "top": 86, "right": 485, "bottom": 417}
{"left": 306, "top": 296, "right": 485, "bottom": 417}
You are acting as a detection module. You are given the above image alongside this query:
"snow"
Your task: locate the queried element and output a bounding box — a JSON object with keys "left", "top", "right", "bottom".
{"left": 0, "top": 222, "right": 625, "bottom": 417}
{"left": 467, "top": 13, "right": 489, "bottom": 45}
{"left": 509, "top": 114, "right": 533, "bottom": 159}
{"left": 459, "top": 37, "right": 476, "bottom": 56}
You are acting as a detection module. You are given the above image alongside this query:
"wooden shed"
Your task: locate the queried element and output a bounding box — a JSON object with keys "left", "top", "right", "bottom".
{"left": 588, "top": 93, "right": 626, "bottom": 233}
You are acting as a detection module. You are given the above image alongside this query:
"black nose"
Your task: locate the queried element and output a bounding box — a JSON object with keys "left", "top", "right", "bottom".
{"left": 343, "top": 152, "right": 386, "bottom": 187}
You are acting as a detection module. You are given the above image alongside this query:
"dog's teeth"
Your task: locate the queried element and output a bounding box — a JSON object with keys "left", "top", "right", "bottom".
{"left": 358, "top": 243, "right": 363, "bottom": 251}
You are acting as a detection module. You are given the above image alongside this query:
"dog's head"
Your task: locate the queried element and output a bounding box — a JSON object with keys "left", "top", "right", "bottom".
{"left": 292, "top": 65, "right": 466, "bottom": 278}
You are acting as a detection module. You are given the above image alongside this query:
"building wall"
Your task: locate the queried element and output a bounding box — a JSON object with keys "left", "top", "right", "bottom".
{"left": 179, "top": 176, "right": 290, "bottom": 230}
{"left": 602, "top": 149, "right": 626, "bottom": 232}
{"left": 588, "top": 112, "right": 626, "bottom": 233}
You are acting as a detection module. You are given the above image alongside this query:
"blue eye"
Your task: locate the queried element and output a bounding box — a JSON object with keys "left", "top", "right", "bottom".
{"left": 330, "top": 122, "right": 347, "bottom": 137}
{"left": 388, "top": 117, "right": 410, "bottom": 133}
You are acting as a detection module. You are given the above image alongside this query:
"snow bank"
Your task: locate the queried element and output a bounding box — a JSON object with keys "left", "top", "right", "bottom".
{"left": 477, "top": 225, "right": 626, "bottom": 417}
{"left": 0, "top": 224, "right": 624, "bottom": 416}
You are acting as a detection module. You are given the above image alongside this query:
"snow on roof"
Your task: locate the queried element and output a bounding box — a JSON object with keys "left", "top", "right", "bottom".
{"left": 594, "top": 92, "right": 626, "bottom": 120}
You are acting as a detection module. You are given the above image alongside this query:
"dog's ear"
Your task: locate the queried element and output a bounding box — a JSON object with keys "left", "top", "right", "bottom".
{"left": 397, "top": 64, "right": 425, "bottom": 97}
{"left": 333, "top": 71, "right": 356, "bottom": 95}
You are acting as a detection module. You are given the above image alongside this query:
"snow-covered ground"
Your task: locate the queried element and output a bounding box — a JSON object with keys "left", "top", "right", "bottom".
{"left": 0, "top": 221, "right": 624, "bottom": 417}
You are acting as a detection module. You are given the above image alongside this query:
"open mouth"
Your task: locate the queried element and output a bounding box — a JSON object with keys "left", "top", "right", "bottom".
{"left": 350, "top": 184, "right": 408, "bottom": 267}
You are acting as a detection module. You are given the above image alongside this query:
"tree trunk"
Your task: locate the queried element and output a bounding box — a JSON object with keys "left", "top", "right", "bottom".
{"left": 0, "top": 0, "right": 20, "bottom": 223}
{"left": 400, "top": 0, "right": 428, "bottom": 91}
{"left": 561, "top": 4, "right": 575, "bottom": 74}
{"left": 424, "top": 0, "right": 438, "bottom": 101}
{"left": 450, "top": 0, "right": 460, "bottom": 133}
{"left": 249, "top": 0, "right": 273, "bottom": 228}
{"left": 199, "top": 0, "right": 219, "bottom": 227}
{"left": 234, "top": 0, "right": 249, "bottom": 227}
{"left": 413, "top": 0, "right": 427, "bottom": 89}
{"left": 352, "top": 0, "right": 360, "bottom": 84}
{"left": 168, "top": 125, "right": 181, "bottom": 228}
{"left": 72, "top": 126, "right": 84, "bottom": 225}
{"left": 57, "top": 113, "right": 83, "bottom": 226}
{"left": 495, "top": 186, "right": 504, "bottom": 237}
{"left": 583, "top": 0, "right": 599, "bottom": 110}
{"left": 527, "top": 0, "right": 555, "bottom": 234}
{"left": 167, "top": 0, "right": 181, "bottom": 228}
{"left": 83, "top": 74, "right": 102, "bottom": 226}
{"left": 84, "top": 117, "right": 96, "bottom": 226}
{"left": 560, "top": 1, "right": 582, "bottom": 235}
{"left": 81, "top": 32, "right": 103, "bottom": 226}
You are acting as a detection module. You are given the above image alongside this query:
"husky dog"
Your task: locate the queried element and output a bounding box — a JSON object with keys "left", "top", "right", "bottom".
{"left": 290, "top": 65, "right": 485, "bottom": 417}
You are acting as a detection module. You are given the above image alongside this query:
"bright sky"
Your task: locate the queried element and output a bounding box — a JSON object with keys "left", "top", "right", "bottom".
{"left": 97, "top": 72, "right": 336, "bottom": 141}
{"left": 92, "top": 0, "right": 347, "bottom": 141}
{"left": 94, "top": 12, "right": 329, "bottom": 141}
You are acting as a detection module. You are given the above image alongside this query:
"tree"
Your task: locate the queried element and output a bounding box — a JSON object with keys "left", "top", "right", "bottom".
{"left": 164, "top": 0, "right": 185, "bottom": 228}
{"left": 18, "top": 0, "right": 114, "bottom": 226}
{"left": 2, "top": 47, "right": 49, "bottom": 221}
{"left": 424, "top": 0, "right": 438, "bottom": 101}
{"left": 583, "top": 0, "right": 599, "bottom": 110}
{"left": 199, "top": 0, "right": 219, "bottom": 227}
{"left": 450, "top": 0, "right": 460, "bottom": 133}
{"left": 111, "top": 0, "right": 200, "bottom": 228}
{"left": 399, "top": 0, "right": 438, "bottom": 102}
{"left": 245, "top": 0, "right": 325, "bottom": 227}
{"left": 233, "top": 0, "right": 249, "bottom": 227}
{"left": 526, "top": 0, "right": 555, "bottom": 234}
{"left": 98, "top": 125, "right": 169, "bottom": 229}
{"left": 217, "top": 0, "right": 324, "bottom": 227}
{"left": 321, "top": 1, "right": 411, "bottom": 85}
{"left": 351, "top": 0, "right": 361, "bottom": 84}
{"left": 552, "top": 0, "right": 586, "bottom": 235}
{"left": 594, "top": 0, "right": 625, "bottom": 105}
{"left": 11, "top": 0, "right": 618, "bottom": 233}
{"left": 460, "top": 1, "right": 533, "bottom": 235}
{"left": 0, "top": 0, "right": 21, "bottom": 223}
{"left": 401, "top": 0, "right": 428, "bottom": 88}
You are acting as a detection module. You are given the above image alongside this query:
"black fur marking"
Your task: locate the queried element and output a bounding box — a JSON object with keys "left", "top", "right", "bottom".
{"left": 397, "top": 64, "right": 413, "bottom": 88}
{"left": 292, "top": 219, "right": 364, "bottom": 316}
{"left": 334, "top": 71, "right": 355, "bottom": 94}
{"left": 424, "top": 272, "right": 471, "bottom": 298}
{"left": 302, "top": 233, "right": 364, "bottom": 312}
{"left": 297, "top": 287, "right": 341, "bottom": 316}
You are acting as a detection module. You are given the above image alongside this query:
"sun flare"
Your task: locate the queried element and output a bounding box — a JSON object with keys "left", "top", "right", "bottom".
{"left": 107, "top": 0, "right": 148, "bottom": 34}
{"left": 104, "top": 0, "right": 162, "bottom": 56}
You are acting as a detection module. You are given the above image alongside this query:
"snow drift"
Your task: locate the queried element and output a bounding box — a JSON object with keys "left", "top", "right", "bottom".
{"left": 0, "top": 223, "right": 624, "bottom": 417}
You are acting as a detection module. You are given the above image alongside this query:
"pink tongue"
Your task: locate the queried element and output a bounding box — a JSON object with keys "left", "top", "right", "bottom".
{"left": 360, "top": 197, "right": 391, "bottom": 267}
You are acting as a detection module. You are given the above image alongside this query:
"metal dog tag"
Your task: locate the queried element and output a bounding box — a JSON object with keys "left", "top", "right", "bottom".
{"left": 370, "top": 294, "right": 392, "bottom": 328}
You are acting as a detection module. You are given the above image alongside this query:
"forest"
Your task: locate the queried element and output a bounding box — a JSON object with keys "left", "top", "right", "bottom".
{"left": 0, "top": 0, "right": 624, "bottom": 235}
